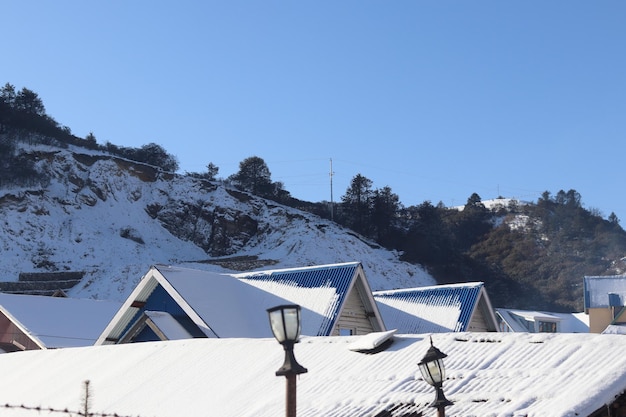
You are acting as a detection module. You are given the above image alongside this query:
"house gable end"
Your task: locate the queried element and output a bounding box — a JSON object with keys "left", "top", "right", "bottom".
{"left": 335, "top": 265, "right": 385, "bottom": 335}
{"left": 333, "top": 267, "right": 385, "bottom": 335}
{"left": 96, "top": 268, "right": 161, "bottom": 345}
{"left": 119, "top": 311, "right": 195, "bottom": 343}
{"left": 467, "top": 287, "right": 498, "bottom": 332}
{"left": 0, "top": 308, "right": 43, "bottom": 350}
{"left": 117, "top": 286, "right": 206, "bottom": 343}
{"left": 96, "top": 266, "right": 217, "bottom": 345}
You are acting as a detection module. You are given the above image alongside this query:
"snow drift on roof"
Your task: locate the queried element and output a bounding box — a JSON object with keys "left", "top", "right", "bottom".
{"left": 1, "top": 332, "right": 625, "bottom": 417}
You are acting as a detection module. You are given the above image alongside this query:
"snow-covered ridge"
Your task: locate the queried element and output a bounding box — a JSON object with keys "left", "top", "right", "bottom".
{"left": 452, "top": 197, "right": 531, "bottom": 211}
{"left": 0, "top": 144, "right": 435, "bottom": 302}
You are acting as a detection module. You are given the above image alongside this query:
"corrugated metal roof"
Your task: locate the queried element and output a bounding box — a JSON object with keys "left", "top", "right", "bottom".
{"left": 3, "top": 332, "right": 626, "bottom": 417}
{"left": 584, "top": 275, "right": 626, "bottom": 309}
{"left": 373, "top": 283, "right": 483, "bottom": 333}
{"left": 236, "top": 262, "right": 359, "bottom": 335}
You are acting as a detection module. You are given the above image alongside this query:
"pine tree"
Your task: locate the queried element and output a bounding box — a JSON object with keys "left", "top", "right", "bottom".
{"left": 340, "top": 174, "right": 373, "bottom": 236}
{"left": 229, "top": 156, "right": 274, "bottom": 197}
{"left": 371, "top": 186, "right": 401, "bottom": 246}
{"left": 14, "top": 87, "right": 45, "bottom": 115}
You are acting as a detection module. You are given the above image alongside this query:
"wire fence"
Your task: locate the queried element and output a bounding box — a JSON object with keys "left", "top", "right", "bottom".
{"left": 0, "top": 381, "right": 142, "bottom": 417}
{"left": 0, "top": 403, "right": 138, "bottom": 417}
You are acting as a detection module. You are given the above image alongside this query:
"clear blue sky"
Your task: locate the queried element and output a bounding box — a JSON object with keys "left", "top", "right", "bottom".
{"left": 5, "top": 2, "right": 626, "bottom": 221}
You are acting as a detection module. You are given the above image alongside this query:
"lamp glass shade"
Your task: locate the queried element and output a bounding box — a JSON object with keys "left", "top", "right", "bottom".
{"left": 419, "top": 358, "right": 445, "bottom": 386}
{"left": 267, "top": 304, "right": 301, "bottom": 344}
{"left": 418, "top": 338, "right": 448, "bottom": 387}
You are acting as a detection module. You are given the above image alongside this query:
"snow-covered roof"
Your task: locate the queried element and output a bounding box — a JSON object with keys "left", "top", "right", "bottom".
{"left": 232, "top": 261, "right": 383, "bottom": 335}
{"left": 603, "top": 324, "right": 626, "bottom": 335}
{"left": 97, "top": 262, "right": 384, "bottom": 344}
{"left": 373, "top": 282, "right": 496, "bottom": 333}
{"left": 496, "top": 308, "right": 589, "bottom": 333}
{"left": 584, "top": 275, "right": 626, "bottom": 310}
{"left": 0, "top": 293, "right": 121, "bottom": 348}
{"left": 2, "top": 332, "right": 626, "bottom": 416}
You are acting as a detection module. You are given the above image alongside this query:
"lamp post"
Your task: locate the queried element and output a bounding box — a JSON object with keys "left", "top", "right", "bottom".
{"left": 267, "top": 304, "right": 308, "bottom": 417}
{"left": 418, "top": 336, "right": 453, "bottom": 417}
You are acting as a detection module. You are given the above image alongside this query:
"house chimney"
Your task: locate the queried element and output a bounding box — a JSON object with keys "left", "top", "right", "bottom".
{"left": 608, "top": 293, "right": 622, "bottom": 319}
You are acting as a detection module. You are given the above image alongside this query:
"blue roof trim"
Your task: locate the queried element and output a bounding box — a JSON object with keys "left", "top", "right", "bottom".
{"left": 583, "top": 277, "right": 590, "bottom": 310}
{"left": 239, "top": 264, "right": 359, "bottom": 336}
{"left": 375, "top": 284, "right": 482, "bottom": 332}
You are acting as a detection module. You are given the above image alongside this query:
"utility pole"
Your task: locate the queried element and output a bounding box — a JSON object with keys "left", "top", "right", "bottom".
{"left": 329, "top": 158, "right": 334, "bottom": 221}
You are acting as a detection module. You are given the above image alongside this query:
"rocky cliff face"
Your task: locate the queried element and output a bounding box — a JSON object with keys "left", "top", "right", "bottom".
{"left": 0, "top": 143, "right": 434, "bottom": 301}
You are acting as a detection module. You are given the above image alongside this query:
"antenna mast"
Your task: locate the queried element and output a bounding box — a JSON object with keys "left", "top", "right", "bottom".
{"left": 330, "top": 158, "right": 334, "bottom": 221}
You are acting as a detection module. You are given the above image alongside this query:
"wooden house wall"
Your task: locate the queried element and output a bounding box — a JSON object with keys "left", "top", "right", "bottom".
{"left": 467, "top": 296, "right": 497, "bottom": 332}
{"left": 333, "top": 287, "right": 375, "bottom": 335}
{"left": 0, "top": 313, "right": 40, "bottom": 351}
{"left": 468, "top": 305, "right": 491, "bottom": 332}
{"left": 589, "top": 308, "right": 614, "bottom": 333}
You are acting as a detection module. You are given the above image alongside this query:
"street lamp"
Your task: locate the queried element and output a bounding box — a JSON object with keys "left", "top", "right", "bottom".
{"left": 267, "top": 304, "right": 308, "bottom": 417}
{"left": 418, "top": 336, "right": 453, "bottom": 417}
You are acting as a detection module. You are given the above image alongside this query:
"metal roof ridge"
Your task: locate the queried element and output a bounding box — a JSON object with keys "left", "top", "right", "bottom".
{"left": 373, "top": 281, "right": 484, "bottom": 295}
{"left": 231, "top": 261, "right": 360, "bottom": 277}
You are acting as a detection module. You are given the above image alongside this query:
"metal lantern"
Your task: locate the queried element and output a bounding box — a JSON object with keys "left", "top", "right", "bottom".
{"left": 267, "top": 304, "right": 308, "bottom": 376}
{"left": 267, "top": 304, "right": 308, "bottom": 417}
{"left": 418, "top": 337, "right": 453, "bottom": 412}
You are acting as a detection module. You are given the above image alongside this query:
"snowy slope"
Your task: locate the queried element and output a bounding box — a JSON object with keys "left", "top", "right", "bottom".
{"left": 0, "top": 143, "right": 435, "bottom": 302}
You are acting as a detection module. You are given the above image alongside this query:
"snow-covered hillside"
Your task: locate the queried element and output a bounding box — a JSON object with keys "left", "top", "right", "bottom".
{"left": 0, "top": 143, "right": 435, "bottom": 302}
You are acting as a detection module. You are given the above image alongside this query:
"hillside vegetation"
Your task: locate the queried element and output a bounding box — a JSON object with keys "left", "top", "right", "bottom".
{"left": 332, "top": 183, "right": 626, "bottom": 312}
{"left": 2, "top": 83, "right": 626, "bottom": 312}
{"left": 410, "top": 194, "right": 626, "bottom": 312}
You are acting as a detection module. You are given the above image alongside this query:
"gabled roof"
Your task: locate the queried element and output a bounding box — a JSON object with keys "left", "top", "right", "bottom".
{"left": 96, "top": 262, "right": 384, "bottom": 344}
{"left": 0, "top": 293, "right": 121, "bottom": 349}
{"left": 584, "top": 275, "right": 626, "bottom": 311}
{"left": 496, "top": 308, "right": 589, "bottom": 333}
{"left": 373, "top": 282, "right": 497, "bottom": 333}
{"left": 3, "top": 332, "right": 626, "bottom": 416}
{"left": 118, "top": 311, "right": 193, "bottom": 343}
{"left": 232, "top": 262, "right": 384, "bottom": 335}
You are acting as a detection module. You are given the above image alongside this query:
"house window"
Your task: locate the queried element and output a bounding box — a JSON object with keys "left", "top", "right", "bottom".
{"left": 538, "top": 321, "right": 557, "bottom": 333}
{"left": 339, "top": 328, "right": 355, "bottom": 336}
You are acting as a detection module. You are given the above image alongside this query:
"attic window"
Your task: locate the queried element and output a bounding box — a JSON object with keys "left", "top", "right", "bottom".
{"left": 339, "top": 328, "right": 355, "bottom": 336}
